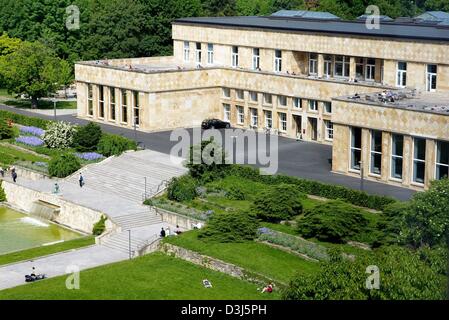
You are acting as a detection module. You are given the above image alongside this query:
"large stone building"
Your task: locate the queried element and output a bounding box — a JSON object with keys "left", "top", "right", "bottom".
{"left": 75, "top": 10, "right": 449, "bottom": 190}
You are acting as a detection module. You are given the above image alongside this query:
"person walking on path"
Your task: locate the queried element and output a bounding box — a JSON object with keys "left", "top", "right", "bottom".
{"left": 11, "top": 170, "right": 17, "bottom": 183}
{"left": 0, "top": 167, "right": 4, "bottom": 178}
{"left": 79, "top": 173, "right": 84, "bottom": 188}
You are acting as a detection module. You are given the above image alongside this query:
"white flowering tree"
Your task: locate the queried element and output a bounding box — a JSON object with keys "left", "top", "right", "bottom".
{"left": 43, "top": 121, "right": 77, "bottom": 149}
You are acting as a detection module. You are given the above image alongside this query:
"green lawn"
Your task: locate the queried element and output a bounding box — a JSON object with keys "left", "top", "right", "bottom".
{"left": 0, "top": 88, "right": 76, "bottom": 109}
{"left": 0, "top": 144, "right": 49, "bottom": 166}
{"left": 0, "top": 253, "right": 280, "bottom": 300}
{"left": 164, "top": 231, "right": 319, "bottom": 283}
{"left": 0, "top": 236, "right": 95, "bottom": 266}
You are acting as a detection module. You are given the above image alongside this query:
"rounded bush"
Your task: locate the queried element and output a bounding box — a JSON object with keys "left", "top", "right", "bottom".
{"left": 43, "top": 121, "right": 76, "bottom": 149}
{"left": 225, "top": 186, "right": 246, "bottom": 200}
{"left": 0, "top": 120, "right": 14, "bottom": 140}
{"left": 167, "top": 175, "right": 198, "bottom": 202}
{"left": 48, "top": 153, "right": 81, "bottom": 178}
{"left": 73, "top": 122, "right": 102, "bottom": 152}
{"left": 252, "top": 184, "right": 306, "bottom": 222}
{"left": 198, "top": 211, "right": 259, "bottom": 242}
{"left": 296, "top": 200, "right": 369, "bottom": 243}
{"left": 97, "top": 133, "right": 137, "bottom": 157}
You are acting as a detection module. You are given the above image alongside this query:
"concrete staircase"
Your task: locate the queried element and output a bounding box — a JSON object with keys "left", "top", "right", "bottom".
{"left": 101, "top": 232, "right": 149, "bottom": 255}
{"left": 112, "top": 211, "right": 162, "bottom": 230}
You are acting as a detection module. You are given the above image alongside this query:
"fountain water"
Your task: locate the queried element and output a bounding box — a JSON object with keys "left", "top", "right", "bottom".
{"left": 29, "top": 200, "right": 60, "bottom": 221}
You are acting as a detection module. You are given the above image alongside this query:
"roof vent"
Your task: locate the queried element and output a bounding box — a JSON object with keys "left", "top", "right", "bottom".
{"left": 270, "top": 10, "right": 340, "bottom": 20}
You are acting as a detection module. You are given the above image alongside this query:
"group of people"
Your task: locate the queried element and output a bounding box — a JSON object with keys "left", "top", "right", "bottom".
{"left": 0, "top": 166, "right": 17, "bottom": 182}
{"left": 160, "top": 225, "right": 182, "bottom": 238}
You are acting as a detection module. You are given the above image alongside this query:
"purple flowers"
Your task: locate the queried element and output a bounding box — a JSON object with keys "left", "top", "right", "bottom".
{"left": 258, "top": 227, "right": 274, "bottom": 235}
{"left": 20, "top": 126, "right": 45, "bottom": 137}
{"left": 16, "top": 136, "right": 44, "bottom": 147}
{"left": 75, "top": 152, "right": 104, "bottom": 161}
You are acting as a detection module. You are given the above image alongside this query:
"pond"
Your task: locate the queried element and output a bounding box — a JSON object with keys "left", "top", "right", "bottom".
{"left": 0, "top": 206, "right": 81, "bottom": 255}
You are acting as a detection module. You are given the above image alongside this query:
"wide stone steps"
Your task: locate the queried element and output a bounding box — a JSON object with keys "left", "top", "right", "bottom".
{"left": 102, "top": 232, "right": 148, "bottom": 254}
{"left": 112, "top": 212, "right": 162, "bottom": 230}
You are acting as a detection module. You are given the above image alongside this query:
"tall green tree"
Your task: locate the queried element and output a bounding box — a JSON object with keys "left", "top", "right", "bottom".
{"left": 0, "top": 41, "right": 67, "bottom": 108}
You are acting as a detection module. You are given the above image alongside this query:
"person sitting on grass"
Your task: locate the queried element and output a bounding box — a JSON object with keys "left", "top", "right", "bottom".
{"left": 261, "top": 283, "right": 274, "bottom": 293}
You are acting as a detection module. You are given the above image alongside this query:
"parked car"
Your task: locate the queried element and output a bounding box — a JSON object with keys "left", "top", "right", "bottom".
{"left": 201, "top": 118, "right": 231, "bottom": 129}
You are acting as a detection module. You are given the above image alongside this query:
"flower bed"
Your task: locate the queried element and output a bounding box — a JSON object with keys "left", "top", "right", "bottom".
{"left": 258, "top": 227, "right": 329, "bottom": 261}
{"left": 19, "top": 126, "right": 45, "bottom": 137}
{"left": 75, "top": 152, "right": 104, "bottom": 161}
{"left": 15, "top": 136, "right": 44, "bottom": 147}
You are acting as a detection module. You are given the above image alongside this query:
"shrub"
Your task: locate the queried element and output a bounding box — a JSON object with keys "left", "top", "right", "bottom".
{"left": 186, "top": 139, "right": 229, "bottom": 182}
{"left": 167, "top": 175, "right": 198, "bottom": 202}
{"left": 92, "top": 215, "right": 107, "bottom": 236}
{"left": 0, "top": 120, "right": 14, "bottom": 140}
{"left": 73, "top": 122, "right": 102, "bottom": 152}
{"left": 0, "top": 110, "right": 50, "bottom": 129}
{"left": 296, "top": 200, "right": 369, "bottom": 243}
{"left": 252, "top": 184, "right": 306, "bottom": 222}
{"left": 43, "top": 121, "right": 77, "bottom": 149}
{"left": 97, "top": 133, "right": 137, "bottom": 157}
{"left": 48, "top": 153, "right": 81, "bottom": 178}
{"left": 225, "top": 186, "right": 246, "bottom": 200}
{"left": 198, "top": 211, "right": 259, "bottom": 242}
{"left": 0, "top": 181, "right": 6, "bottom": 202}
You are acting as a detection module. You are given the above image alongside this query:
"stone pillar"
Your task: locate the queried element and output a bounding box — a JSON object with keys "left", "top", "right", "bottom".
{"left": 76, "top": 82, "right": 87, "bottom": 117}
{"left": 375, "top": 59, "right": 383, "bottom": 83}
{"left": 349, "top": 56, "right": 356, "bottom": 80}
{"left": 317, "top": 54, "right": 324, "bottom": 78}
{"left": 402, "top": 135, "right": 413, "bottom": 187}
{"left": 92, "top": 84, "right": 98, "bottom": 119}
{"left": 361, "top": 128, "right": 370, "bottom": 178}
{"left": 381, "top": 131, "right": 391, "bottom": 182}
{"left": 425, "top": 139, "right": 436, "bottom": 189}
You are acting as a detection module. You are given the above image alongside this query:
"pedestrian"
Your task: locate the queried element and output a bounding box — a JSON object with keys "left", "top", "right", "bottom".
{"left": 0, "top": 167, "right": 4, "bottom": 178}
{"left": 160, "top": 227, "right": 166, "bottom": 238}
{"left": 10, "top": 165, "right": 15, "bottom": 173}
{"left": 166, "top": 227, "right": 171, "bottom": 237}
{"left": 53, "top": 183, "right": 60, "bottom": 194}
{"left": 12, "top": 171, "right": 17, "bottom": 183}
{"left": 79, "top": 173, "right": 84, "bottom": 188}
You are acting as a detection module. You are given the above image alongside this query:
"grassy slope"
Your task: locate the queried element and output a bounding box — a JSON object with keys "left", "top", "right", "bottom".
{"left": 164, "top": 231, "right": 319, "bottom": 283}
{"left": 0, "top": 237, "right": 95, "bottom": 266}
{"left": 0, "top": 144, "right": 49, "bottom": 166}
{"left": 0, "top": 253, "right": 280, "bottom": 300}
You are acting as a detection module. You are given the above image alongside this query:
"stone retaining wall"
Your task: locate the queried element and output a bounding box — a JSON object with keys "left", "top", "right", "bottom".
{"left": 2, "top": 181, "right": 115, "bottom": 234}
{"left": 15, "top": 166, "right": 50, "bottom": 181}
{"left": 155, "top": 207, "right": 203, "bottom": 230}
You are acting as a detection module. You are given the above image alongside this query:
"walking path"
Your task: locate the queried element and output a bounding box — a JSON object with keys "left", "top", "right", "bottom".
{"left": 0, "top": 149, "right": 187, "bottom": 290}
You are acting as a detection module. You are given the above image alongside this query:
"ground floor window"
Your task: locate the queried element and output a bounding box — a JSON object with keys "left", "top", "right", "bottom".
{"left": 87, "top": 84, "right": 93, "bottom": 116}
{"left": 121, "top": 89, "right": 128, "bottom": 123}
{"left": 109, "top": 87, "right": 116, "bottom": 121}
{"left": 350, "top": 127, "right": 362, "bottom": 171}
{"left": 250, "top": 108, "right": 258, "bottom": 127}
{"left": 133, "top": 91, "right": 140, "bottom": 126}
{"left": 413, "top": 137, "right": 426, "bottom": 184}
{"left": 436, "top": 140, "right": 449, "bottom": 180}
{"left": 391, "top": 134, "right": 403, "bottom": 180}
{"left": 279, "top": 112, "right": 287, "bottom": 132}
{"left": 370, "top": 130, "right": 382, "bottom": 175}
{"left": 236, "top": 106, "right": 244, "bottom": 124}
{"left": 265, "top": 111, "right": 272, "bottom": 129}
{"left": 324, "top": 120, "right": 333, "bottom": 140}
{"left": 223, "top": 104, "right": 230, "bottom": 122}
{"left": 98, "top": 85, "right": 105, "bottom": 118}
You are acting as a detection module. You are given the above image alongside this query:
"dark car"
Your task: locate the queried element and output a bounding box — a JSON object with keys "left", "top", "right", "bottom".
{"left": 201, "top": 118, "right": 231, "bottom": 129}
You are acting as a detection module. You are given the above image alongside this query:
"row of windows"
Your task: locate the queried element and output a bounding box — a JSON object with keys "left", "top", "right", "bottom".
{"left": 396, "top": 62, "right": 437, "bottom": 91}
{"left": 350, "top": 127, "right": 448, "bottom": 183}
{"left": 222, "top": 88, "right": 332, "bottom": 113}
{"left": 87, "top": 84, "right": 140, "bottom": 126}
{"left": 223, "top": 104, "right": 334, "bottom": 140}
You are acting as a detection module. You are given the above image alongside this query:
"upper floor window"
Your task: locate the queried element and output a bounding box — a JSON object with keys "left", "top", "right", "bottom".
{"left": 236, "top": 106, "right": 245, "bottom": 124}
{"left": 265, "top": 110, "right": 272, "bottom": 128}
{"left": 249, "top": 91, "right": 258, "bottom": 102}
{"left": 183, "top": 41, "right": 190, "bottom": 62}
{"left": 195, "top": 42, "right": 202, "bottom": 64}
{"left": 335, "top": 55, "right": 350, "bottom": 78}
{"left": 293, "top": 97, "right": 301, "bottom": 109}
{"left": 274, "top": 50, "right": 282, "bottom": 72}
{"left": 236, "top": 89, "right": 244, "bottom": 100}
{"left": 366, "top": 58, "right": 376, "bottom": 81}
{"left": 278, "top": 95, "right": 287, "bottom": 107}
{"left": 396, "top": 62, "right": 407, "bottom": 87}
{"left": 223, "top": 104, "right": 231, "bottom": 122}
{"left": 426, "top": 64, "right": 437, "bottom": 92}
{"left": 309, "top": 53, "right": 318, "bottom": 75}
{"left": 324, "top": 120, "right": 333, "bottom": 140}
{"left": 232, "top": 46, "right": 239, "bottom": 67}
{"left": 222, "top": 88, "right": 230, "bottom": 98}
{"left": 252, "top": 48, "right": 260, "bottom": 70}
{"left": 207, "top": 43, "right": 214, "bottom": 64}
{"left": 323, "top": 55, "right": 332, "bottom": 78}
{"left": 308, "top": 100, "right": 318, "bottom": 111}
{"left": 323, "top": 101, "right": 332, "bottom": 113}
{"left": 250, "top": 108, "right": 258, "bottom": 127}
{"left": 264, "top": 93, "right": 272, "bottom": 105}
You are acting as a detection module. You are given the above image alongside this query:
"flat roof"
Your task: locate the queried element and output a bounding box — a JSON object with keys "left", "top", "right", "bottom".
{"left": 334, "top": 90, "right": 449, "bottom": 116}
{"left": 173, "top": 15, "right": 449, "bottom": 42}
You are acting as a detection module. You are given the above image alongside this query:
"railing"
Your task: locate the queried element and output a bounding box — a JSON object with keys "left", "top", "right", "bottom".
{"left": 142, "top": 179, "right": 169, "bottom": 202}
{"left": 133, "top": 234, "right": 161, "bottom": 257}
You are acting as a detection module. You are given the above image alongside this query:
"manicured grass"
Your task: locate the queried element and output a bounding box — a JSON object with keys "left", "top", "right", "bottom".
{"left": 0, "top": 88, "right": 76, "bottom": 110}
{"left": 0, "top": 253, "right": 280, "bottom": 300}
{"left": 0, "top": 144, "right": 49, "bottom": 166}
{"left": 164, "top": 231, "right": 319, "bottom": 283}
{"left": 0, "top": 236, "right": 95, "bottom": 266}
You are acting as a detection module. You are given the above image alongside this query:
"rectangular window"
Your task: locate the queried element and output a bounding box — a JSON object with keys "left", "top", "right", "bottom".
{"left": 426, "top": 64, "right": 437, "bottom": 92}
{"left": 183, "top": 41, "right": 190, "bottom": 62}
{"left": 366, "top": 58, "right": 376, "bottom": 81}
{"left": 308, "top": 100, "right": 318, "bottom": 111}
{"left": 293, "top": 97, "right": 301, "bottom": 109}
{"left": 109, "top": 87, "right": 116, "bottom": 121}
{"left": 436, "top": 140, "right": 449, "bottom": 180}
{"left": 252, "top": 48, "right": 260, "bottom": 70}
{"left": 195, "top": 42, "right": 202, "bottom": 64}
{"left": 323, "top": 55, "right": 332, "bottom": 78}
{"left": 133, "top": 91, "right": 140, "bottom": 126}
{"left": 370, "top": 130, "right": 382, "bottom": 175}
{"left": 121, "top": 89, "right": 128, "bottom": 123}
{"left": 279, "top": 112, "right": 287, "bottom": 132}
{"left": 232, "top": 46, "right": 239, "bottom": 67}
{"left": 274, "top": 50, "right": 282, "bottom": 72}
{"left": 250, "top": 91, "right": 258, "bottom": 102}
{"left": 265, "top": 110, "right": 272, "bottom": 129}
{"left": 87, "top": 84, "right": 93, "bottom": 116}
{"left": 351, "top": 127, "right": 362, "bottom": 171}
{"left": 413, "top": 137, "right": 426, "bottom": 183}
{"left": 335, "top": 55, "right": 350, "bottom": 78}
{"left": 98, "top": 85, "right": 104, "bottom": 118}
{"left": 235, "top": 89, "right": 244, "bottom": 100}
{"left": 222, "top": 88, "right": 230, "bottom": 98}
{"left": 278, "top": 95, "right": 287, "bottom": 107}
{"left": 236, "top": 106, "right": 244, "bottom": 124}
{"left": 391, "top": 134, "right": 403, "bottom": 179}
{"left": 207, "top": 43, "right": 214, "bottom": 64}
{"left": 324, "top": 120, "right": 333, "bottom": 140}
{"left": 223, "top": 104, "right": 231, "bottom": 122}
{"left": 264, "top": 93, "right": 272, "bottom": 105}
{"left": 355, "top": 58, "right": 365, "bottom": 80}
{"left": 397, "top": 61, "right": 407, "bottom": 87}
{"left": 250, "top": 108, "right": 258, "bottom": 127}
{"left": 309, "top": 53, "right": 318, "bottom": 75}
{"left": 323, "top": 101, "right": 332, "bottom": 114}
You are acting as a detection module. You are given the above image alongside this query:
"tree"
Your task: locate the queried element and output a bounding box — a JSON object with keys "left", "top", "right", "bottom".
{"left": 73, "top": 122, "right": 103, "bottom": 152}
{"left": 0, "top": 33, "right": 22, "bottom": 56}
{"left": 0, "top": 41, "right": 67, "bottom": 108}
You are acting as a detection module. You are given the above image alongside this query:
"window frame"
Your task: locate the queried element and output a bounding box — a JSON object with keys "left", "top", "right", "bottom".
{"left": 396, "top": 61, "right": 407, "bottom": 88}
{"left": 309, "top": 53, "right": 318, "bottom": 75}
{"left": 426, "top": 64, "right": 437, "bottom": 92}
{"left": 236, "top": 105, "right": 244, "bottom": 125}
{"left": 223, "top": 103, "right": 231, "bottom": 122}
{"left": 274, "top": 50, "right": 282, "bottom": 72}
{"left": 265, "top": 110, "right": 272, "bottom": 129}
{"left": 390, "top": 134, "right": 404, "bottom": 180}
{"left": 231, "top": 46, "right": 239, "bottom": 68}
{"left": 370, "top": 130, "right": 382, "bottom": 176}
{"left": 207, "top": 43, "right": 214, "bottom": 64}
{"left": 436, "top": 140, "right": 449, "bottom": 180}
{"left": 350, "top": 127, "right": 362, "bottom": 171}
{"left": 109, "top": 87, "right": 116, "bottom": 121}
{"left": 252, "top": 48, "right": 260, "bottom": 70}
{"left": 183, "top": 41, "right": 190, "bottom": 62}
{"left": 412, "top": 137, "right": 426, "bottom": 184}
{"left": 324, "top": 120, "right": 333, "bottom": 141}
{"left": 250, "top": 108, "right": 258, "bottom": 127}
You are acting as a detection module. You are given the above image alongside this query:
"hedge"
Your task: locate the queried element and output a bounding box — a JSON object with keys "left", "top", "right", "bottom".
{"left": 0, "top": 110, "right": 51, "bottom": 129}
{"left": 224, "top": 165, "right": 397, "bottom": 211}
